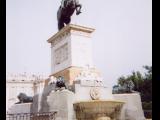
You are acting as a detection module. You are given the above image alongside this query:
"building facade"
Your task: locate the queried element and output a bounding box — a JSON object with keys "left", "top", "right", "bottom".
{"left": 6, "top": 73, "right": 48, "bottom": 113}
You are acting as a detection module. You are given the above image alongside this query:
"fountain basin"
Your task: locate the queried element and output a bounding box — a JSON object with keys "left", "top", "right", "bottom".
{"left": 73, "top": 100, "right": 125, "bottom": 120}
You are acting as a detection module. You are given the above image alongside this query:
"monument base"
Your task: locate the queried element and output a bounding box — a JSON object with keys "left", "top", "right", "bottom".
{"left": 73, "top": 80, "right": 113, "bottom": 101}
{"left": 8, "top": 103, "right": 32, "bottom": 114}
{"left": 50, "top": 66, "right": 101, "bottom": 85}
{"left": 47, "top": 89, "right": 76, "bottom": 120}
{"left": 113, "top": 93, "right": 146, "bottom": 120}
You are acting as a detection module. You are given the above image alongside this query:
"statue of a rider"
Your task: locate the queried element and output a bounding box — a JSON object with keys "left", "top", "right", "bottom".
{"left": 57, "top": 0, "right": 82, "bottom": 30}
{"left": 60, "top": 0, "right": 81, "bottom": 15}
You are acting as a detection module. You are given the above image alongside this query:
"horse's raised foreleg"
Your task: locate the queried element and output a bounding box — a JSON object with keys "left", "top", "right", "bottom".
{"left": 76, "top": 4, "right": 82, "bottom": 15}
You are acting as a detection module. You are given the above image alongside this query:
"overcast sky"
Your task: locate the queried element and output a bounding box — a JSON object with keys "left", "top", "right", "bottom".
{"left": 6, "top": 0, "right": 152, "bottom": 87}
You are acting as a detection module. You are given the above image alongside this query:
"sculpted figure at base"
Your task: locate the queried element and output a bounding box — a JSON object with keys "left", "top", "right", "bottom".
{"left": 15, "top": 93, "right": 33, "bottom": 104}
{"left": 55, "top": 76, "right": 67, "bottom": 90}
{"left": 57, "top": 0, "right": 82, "bottom": 30}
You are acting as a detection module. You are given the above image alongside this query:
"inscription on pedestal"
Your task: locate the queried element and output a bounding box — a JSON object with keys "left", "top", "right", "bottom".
{"left": 55, "top": 43, "right": 68, "bottom": 65}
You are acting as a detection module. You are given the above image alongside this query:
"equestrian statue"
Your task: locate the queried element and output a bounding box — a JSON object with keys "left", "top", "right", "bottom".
{"left": 57, "top": 0, "right": 82, "bottom": 30}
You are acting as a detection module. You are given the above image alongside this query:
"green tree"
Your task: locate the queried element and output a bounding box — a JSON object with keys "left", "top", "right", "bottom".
{"left": 114, "top": 65, "right": 152, "bottom": 118}
{"left": 115, "top": 65, "right": 152, "bottom": 102}
{"left": 140, "top": 66, "right": 152, "bottom": 102}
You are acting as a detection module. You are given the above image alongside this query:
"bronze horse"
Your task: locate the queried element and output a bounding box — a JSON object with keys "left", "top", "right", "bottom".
{"left": 57, "top": 0, "right": 82, "bottom": 30}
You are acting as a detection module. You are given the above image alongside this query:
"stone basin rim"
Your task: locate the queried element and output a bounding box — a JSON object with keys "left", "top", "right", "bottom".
{"left": 74, "top": 100, "right": 125, "bottom": 104}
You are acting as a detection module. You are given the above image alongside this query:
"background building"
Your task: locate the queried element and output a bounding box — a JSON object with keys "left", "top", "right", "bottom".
{"left": 6, "top": 73, "right": 48, "bottom": 113}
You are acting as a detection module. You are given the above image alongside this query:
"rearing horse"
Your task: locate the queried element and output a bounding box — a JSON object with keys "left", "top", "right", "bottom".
{"left": 57, "top": 0, "right": 82, "bottom": 30}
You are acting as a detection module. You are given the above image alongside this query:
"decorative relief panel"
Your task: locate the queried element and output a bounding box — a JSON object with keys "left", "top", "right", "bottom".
{"left": 90, "top": 87, "right": 101, "bottom": 100}
{"left": 55, "top": 43, "right": 68, "bottom": 65}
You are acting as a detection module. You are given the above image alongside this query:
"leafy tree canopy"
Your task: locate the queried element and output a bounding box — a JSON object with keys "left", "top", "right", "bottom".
{"left": 113, "top": 65, "right": 152, "bottom": 102}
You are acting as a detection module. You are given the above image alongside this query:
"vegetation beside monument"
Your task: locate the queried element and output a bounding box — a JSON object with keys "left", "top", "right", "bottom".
{"left": 113, "top": 65, "right": 152, "bottom": 118}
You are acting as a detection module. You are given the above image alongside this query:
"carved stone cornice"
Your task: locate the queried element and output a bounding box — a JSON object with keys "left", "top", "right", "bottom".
{"left": 47, "top": 24, "right": 95, "bottom": 43}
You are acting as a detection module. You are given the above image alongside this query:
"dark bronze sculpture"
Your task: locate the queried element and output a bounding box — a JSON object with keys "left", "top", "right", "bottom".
{"left": 55, "top": 76, "right": 67, "bottom": 89}
{"left": 57, "top": 0, "right": 82, "bottom": 30}
{"left": 15, "top": 93, "right": 33, "bottom": 104}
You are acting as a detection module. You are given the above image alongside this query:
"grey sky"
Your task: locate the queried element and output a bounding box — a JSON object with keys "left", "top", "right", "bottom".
{"left": 6, "top": 0, "right": 152, "bottom": 87}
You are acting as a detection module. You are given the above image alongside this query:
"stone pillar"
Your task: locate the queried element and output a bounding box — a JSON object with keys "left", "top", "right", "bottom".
{"left": 113, "top": 93, "right": 146, "bottom": 120}
{"left": 47, "top": 24, "right": 95, "bottom": 85}
{"left": 8, "top": 103, "right": 32, "bottom": 114}
{"left": 47, "top": 89, "right": 76, "bottom": 120}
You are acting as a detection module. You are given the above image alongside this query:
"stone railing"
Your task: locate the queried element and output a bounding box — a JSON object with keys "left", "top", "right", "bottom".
{"left": 6, "top": 112, "right": 57, "bottom": 120}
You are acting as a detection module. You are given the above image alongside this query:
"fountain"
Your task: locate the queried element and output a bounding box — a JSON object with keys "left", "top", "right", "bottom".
{"left": 74, "top": 100, "right": 124, "bottom": 120}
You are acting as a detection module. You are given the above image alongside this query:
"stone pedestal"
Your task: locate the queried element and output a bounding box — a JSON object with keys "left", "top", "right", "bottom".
{"left": 8, "top": 103, "right": 32, "bottom": 114}
{"left": 47, "top": 24, "right": 95, "bottom": 85}
{"left": 73, "top": 80, "right": 113, "bottom": 101}
{"left": 113, "top": 93, "right": 146, "bottom": 120}
{"left": 47, "top": 89, "right": 76, "bottom": 120}
{"left": 31, "top": 84, "right": 56, "bottom": 113}
{"left": 52, "top": 66, "right": 101, "bottom": 85}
